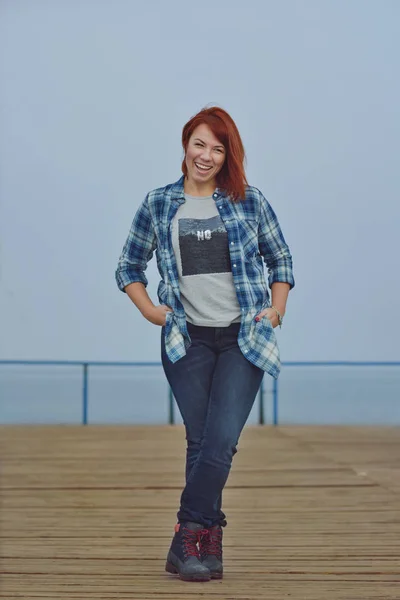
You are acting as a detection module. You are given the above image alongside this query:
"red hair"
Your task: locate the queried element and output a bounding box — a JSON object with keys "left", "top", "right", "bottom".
{"left": 181, "top": 106, "right": 248, "bottom": 202}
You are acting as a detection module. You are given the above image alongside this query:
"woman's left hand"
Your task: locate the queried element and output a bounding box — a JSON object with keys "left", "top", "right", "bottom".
{"left": 255, "top": 308, "right": 279, "bottom": 328}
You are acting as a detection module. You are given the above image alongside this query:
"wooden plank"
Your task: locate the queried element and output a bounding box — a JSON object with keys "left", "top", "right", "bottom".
{"left": 1, "top": 574, "right": 400, "bottom": 599}
{"left": 2, "top": 468, "right": 376, "bottom": 488}
{"left": 1, "top": 486, "right": 397, "bottom": 510}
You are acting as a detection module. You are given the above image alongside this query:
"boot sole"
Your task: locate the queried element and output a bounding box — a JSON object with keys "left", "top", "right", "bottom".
{"left": 165, "top": 561, "right": 211, "bottom": 582}
{"left": 211, "top": 572, "right": 223, "bottom": 580}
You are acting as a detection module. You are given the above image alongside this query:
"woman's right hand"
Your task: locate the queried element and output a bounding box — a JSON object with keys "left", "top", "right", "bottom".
{"left": 144, "top": 305, "right": 173, "bottom": 326}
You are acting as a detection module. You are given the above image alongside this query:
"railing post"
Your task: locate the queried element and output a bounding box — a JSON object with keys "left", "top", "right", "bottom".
{"left": 273, "top": 377, "right": 278, "bottom": 426}
{"left": 82, "top": 363, "right": 88, "bottom": 425}
{"left": 168, "top": 387, "right": 175, "bottom": 425}
{"left": 259, "top": 376, "right": 265, "bottom": 425}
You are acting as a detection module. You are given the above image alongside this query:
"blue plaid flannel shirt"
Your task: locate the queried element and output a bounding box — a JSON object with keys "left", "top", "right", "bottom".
{"left": 116, "top": 175, "right": 295, "bottom": 378}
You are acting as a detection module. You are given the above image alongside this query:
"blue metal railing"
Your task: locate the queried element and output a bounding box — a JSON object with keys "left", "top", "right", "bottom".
{"left": 1, "top": 360, "right": 400, "bottom": 426}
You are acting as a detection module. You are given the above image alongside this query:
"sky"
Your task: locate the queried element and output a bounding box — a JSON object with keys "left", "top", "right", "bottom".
{"left": 1, "top": 0, "right": 399, "bottom": 364}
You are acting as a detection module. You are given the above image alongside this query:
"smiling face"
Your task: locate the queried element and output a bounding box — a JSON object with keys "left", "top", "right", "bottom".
{"left": 184, "top": 123, "right": 226, "bottom": 194}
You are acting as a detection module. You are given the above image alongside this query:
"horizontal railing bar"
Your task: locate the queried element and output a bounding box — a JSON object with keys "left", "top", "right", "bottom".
{"left": 1, "top": 360, "right": 399, "bottom": 367}
{"left": 0, "top": 360, "right": 162, "bottom": 367}
{"left": 282, "top": 361, "right": 400, "bottom": 367}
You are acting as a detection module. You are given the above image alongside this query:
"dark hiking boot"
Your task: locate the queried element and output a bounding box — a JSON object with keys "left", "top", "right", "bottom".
{"left": 165, "top": 522, "right": 211, "bottom": 582}
{"left": 199, "top": 525, "right": 223, "bottom": 579}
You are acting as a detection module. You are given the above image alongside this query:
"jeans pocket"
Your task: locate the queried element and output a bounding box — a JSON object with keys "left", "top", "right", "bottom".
{"left": 251, "top": 313, "right": 271, "bottom": 337}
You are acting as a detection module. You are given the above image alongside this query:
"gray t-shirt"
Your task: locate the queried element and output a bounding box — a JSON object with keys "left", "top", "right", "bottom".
{"left": 171, "top": 193, "right": 241, "bottom": 326}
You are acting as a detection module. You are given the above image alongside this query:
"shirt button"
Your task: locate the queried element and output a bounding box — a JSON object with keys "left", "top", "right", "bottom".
{"left": 236, "top": 286, "right": 240, "bottom": 290}
{"left": 213, "top": 193, "right": 218, "bottom": 198}
{"left": 231, "top": 241, "right": 234, "bottom": 245}
{"left": 233, "top": 264, "right": 237, "bottom": 268}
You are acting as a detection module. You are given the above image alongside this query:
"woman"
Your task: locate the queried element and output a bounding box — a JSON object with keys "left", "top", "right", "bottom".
{"left": 115, "top": 106, "right": 295, "bottom": 582}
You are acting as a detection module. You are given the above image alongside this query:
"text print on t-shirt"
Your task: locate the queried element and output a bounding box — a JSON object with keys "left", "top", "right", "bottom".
{"left": 179, "top": 216, "right": 232, "bottom": 276}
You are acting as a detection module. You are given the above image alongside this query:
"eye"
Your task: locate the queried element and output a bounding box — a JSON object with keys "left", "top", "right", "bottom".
{"left": 215, "top": 148, "right": 224, "bottom": 153}
{"left": 195, "top": 143, "right": 203, "bottom": 147}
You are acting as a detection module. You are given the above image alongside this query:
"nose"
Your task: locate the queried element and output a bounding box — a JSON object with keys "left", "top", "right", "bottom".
{"left": 199, "top": 147, "right": 212, "bottom": 162}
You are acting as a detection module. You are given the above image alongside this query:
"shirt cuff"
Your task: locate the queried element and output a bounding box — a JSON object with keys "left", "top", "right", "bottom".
{"left": 115, "top": 268, "right": 148, "bottom": 292}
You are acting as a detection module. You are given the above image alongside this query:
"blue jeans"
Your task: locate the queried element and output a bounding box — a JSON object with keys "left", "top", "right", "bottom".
{"left": 161, "top": 321, "right": 264, "bottom": 528}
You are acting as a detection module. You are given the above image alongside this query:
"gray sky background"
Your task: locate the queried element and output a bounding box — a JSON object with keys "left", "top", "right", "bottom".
{"left": 1, "top": 0, "right": 399, "bottom": 363}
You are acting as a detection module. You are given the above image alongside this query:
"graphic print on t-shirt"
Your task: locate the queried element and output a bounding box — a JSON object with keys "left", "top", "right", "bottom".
{"left": 179, "top": 216, "right": 232, "bottom": 276}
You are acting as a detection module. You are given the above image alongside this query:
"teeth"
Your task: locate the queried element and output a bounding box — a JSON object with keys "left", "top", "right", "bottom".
{"left": 195, "top": 163, "right": 212, "bottom": 171}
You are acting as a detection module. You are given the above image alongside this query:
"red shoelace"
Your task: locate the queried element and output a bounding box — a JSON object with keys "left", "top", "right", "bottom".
{"left": 181, "top": 526, "right": 208, "bottom": 558}
{"left": 200, "top": 526, "right": 222, "bottom": 557}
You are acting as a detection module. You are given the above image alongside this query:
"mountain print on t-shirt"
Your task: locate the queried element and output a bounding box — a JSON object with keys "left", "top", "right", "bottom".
{"left": 178, "top": 216, "right": 232, "bottom": 276}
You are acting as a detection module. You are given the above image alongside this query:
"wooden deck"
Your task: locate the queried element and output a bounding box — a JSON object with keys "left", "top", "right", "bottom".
{"left": 1, "top": 425, "right": 400, "bottom": 599}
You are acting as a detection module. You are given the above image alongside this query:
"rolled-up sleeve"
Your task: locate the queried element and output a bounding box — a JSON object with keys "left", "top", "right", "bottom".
{"left": 115, "top": 194, "right": 157, "bottom": 292}
{"left": 258, "top": 193, "right": 295, "bottom": 290}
